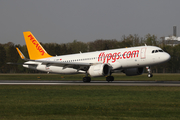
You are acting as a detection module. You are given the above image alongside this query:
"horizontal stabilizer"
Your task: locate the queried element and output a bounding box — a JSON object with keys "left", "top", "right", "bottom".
{"left": 7, "top": 62, "right": 38, "bottom": 66}
{"left": 7, "top": 62, "right": 24, "bottom": 65}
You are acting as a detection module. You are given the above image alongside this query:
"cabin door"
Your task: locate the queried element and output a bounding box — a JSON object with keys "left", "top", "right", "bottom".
{"left": 141, "top": 48, "right": 146, "bottom": 59}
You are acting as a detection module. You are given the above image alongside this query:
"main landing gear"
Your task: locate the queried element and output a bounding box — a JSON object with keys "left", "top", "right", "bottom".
{"left": 82, "top": 76, "right": 114, "bottom": 83}
{"left": 82, "top": 72, "right": 114, "bottom": 83}
{"left": 106, "top": 72, "right": 114, "bottom": 82}
{"left": 83, "top": 71, "right": 91, "bottom": 82}
{"left": 146, "top": 66, "right": 153, "bottom": 78}
{"left": 83, "top": 77, "right": 91, "bottom": 82}
{"left": 106, "top": 76, "right": 114, "bottom": 82}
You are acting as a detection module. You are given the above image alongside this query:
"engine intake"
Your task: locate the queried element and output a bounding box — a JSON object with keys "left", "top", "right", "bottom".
{"left": 88, "top": 64, "right": 110, "bottom": 77}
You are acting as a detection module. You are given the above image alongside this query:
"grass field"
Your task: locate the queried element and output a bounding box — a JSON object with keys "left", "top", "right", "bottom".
{"left": 0, "top": 74, "right": 180, "bottom": 119}
{"left": 0, "top": 86, "right": 180, "bottom": 120}
{"left": 0, "top": 73, "right": 180, "bottom": 81}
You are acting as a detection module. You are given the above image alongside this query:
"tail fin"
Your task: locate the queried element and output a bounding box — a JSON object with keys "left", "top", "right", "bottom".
{"left": 23, "top": 31, "right": 52, "bottom": 60}
{"left": 7, "top": 48, "right": 28, "bottom": 65}
{"left": 16, "top": 47, "right": 26, "bottom": 60}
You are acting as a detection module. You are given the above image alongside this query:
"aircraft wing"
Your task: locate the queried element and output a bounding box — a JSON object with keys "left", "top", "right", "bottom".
{"left": 29, "top": 59, "right": 92, "bottom": 70}
{"left": 31, "top": 59, "right": 91, "bottom": 66}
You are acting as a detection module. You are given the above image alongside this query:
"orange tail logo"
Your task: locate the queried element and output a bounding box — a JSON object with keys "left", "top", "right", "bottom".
{"left": 28, "top": 34, "right": 45, "bottom": 56}
{"left": 23, "top": 31, "right": 52, "bottom": 60}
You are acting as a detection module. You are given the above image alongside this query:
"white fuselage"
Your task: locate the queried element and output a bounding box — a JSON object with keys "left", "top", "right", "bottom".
{"left": 23, "top": 46, "right": 170, "bottom": 74}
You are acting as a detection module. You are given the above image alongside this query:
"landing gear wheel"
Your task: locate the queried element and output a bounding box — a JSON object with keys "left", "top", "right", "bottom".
{"left": 148, "top": 74, "right": 153, "bottom": 78}
{"left": 146, "top": 66, "right": 153, "bottom": 78}
{"left": 106, "top": 76, "right": 114, "bottom": 82}
{"left": 83, "top": 77, "right": 91, "bottom": 83}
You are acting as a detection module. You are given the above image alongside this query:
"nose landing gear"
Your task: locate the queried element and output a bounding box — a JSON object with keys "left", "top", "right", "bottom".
{"left": 146, "top": 66, "right": 153, "bottom": 78}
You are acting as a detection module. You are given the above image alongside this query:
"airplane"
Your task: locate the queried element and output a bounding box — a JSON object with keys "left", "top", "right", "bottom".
{"left": 11, "top": 31, "right": 171, "bottom": 82}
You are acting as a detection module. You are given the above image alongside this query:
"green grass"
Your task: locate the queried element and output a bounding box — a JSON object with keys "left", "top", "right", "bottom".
{"left": 0, "top": 73, "right": 180, "bottom": 81}
{"left": 0, "top": 86, "right": 180, "bottom": 120}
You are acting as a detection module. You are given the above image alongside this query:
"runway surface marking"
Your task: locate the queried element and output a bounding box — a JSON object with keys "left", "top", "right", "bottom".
{"left": 0, "top": 80, "right": 180, "bottom": 86}
{"left": 0, "top": 83, "right": 68, "bottom": 85}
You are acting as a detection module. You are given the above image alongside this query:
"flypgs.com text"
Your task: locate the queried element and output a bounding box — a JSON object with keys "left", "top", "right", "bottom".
{"left": 98, "top": 50, "right": 139, "bottom": 63}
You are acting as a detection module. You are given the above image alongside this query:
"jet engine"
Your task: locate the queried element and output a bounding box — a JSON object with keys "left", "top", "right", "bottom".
{"left": 88, "top": 64, "right": 110, "bottom": 77}
{"left": 124, "top": 67, "right": 144, "bottom": 76}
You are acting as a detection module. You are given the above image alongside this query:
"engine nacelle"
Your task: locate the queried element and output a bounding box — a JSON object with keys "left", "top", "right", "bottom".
{"left": 124, "top": 67, "right": 144, "bottom": 76}
{"left": 88, "top": 64, "right": 110, "bottom": 77}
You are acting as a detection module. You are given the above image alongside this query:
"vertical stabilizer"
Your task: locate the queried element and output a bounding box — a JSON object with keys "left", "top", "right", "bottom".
{"left": 23, "top": 31, "right": 52, "bottom": 60}
{"left": 16, "top": 47, "right": 25, "bottom": 59}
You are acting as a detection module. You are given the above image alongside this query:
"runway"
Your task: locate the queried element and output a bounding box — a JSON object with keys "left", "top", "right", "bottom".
{"left": 0, "top": 80, "right": 180, "bottom": 86}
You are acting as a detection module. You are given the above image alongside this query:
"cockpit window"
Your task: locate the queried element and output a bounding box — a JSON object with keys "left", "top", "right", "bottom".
{"left": 152, "top": 49, "right": 164, "bottom": 53}
{"left": 158, "top": 50, "right": 163, "bottom": 52}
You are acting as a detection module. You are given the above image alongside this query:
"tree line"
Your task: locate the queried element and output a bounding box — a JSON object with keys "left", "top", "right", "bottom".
{"left": 0, "top": 34, "right": 179, "bottom": 73}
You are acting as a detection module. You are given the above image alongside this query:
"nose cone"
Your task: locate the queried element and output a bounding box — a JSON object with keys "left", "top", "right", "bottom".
{"left": 163, "top": 53, "right": 171, "bottom": 62}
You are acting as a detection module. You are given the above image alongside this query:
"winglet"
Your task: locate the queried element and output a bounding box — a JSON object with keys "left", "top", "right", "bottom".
{"left": 23, "top": 31, "right": 52, "bottom": 60}
{"left": 16, "top": 47, "right": 26, "bottom": 60}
